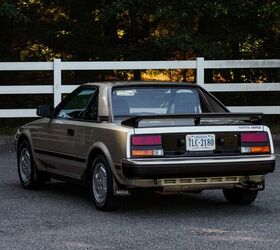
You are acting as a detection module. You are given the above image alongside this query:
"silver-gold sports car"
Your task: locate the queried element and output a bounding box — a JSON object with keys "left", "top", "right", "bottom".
{"left": 15, "top": 82, "right": 275, "bottom": 211}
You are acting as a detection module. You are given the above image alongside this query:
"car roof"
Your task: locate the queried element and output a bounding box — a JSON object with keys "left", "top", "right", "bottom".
{"left": 84, "top": 81, "right": 198, "bottom": 88}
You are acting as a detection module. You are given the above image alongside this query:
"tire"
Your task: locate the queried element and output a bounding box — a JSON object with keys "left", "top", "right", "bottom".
{"left": 223, "top": 189, "right": 258, "bottom": 205}
{"left": 17, "top": 140, "right": 46, "bottom": 189}
{"left": 89, "top": 154, "right": 122, "bottom": 211}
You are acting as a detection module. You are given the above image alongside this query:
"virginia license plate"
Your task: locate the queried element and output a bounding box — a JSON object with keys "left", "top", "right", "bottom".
{"left": 186, "top": 134, "right": 216, "bottom": 151}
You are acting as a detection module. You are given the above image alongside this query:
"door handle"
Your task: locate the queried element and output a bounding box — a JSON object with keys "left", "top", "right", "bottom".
{"left": 67, "top": 128, "right": 75, "bottom": 136}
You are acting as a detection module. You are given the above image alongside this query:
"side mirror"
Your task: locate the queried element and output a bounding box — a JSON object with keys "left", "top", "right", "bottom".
{"left": 36, "top": 105, "right": 53, "bottom": 118}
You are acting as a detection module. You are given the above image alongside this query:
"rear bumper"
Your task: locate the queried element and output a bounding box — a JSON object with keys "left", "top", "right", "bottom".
{"left": 122, "top": 155, "right": 275, "bottom": 179}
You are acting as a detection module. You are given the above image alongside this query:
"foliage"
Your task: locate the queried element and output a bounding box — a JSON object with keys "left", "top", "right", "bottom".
{"left": 1, "top": 1, "right": 279, "bottom": 60}
{"left": 0, "top": 1, "right": 279, "bottom": 134}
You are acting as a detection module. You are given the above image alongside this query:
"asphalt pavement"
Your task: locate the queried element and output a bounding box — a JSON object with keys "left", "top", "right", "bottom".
{"left": 0, "top": 149, "right": 279, "bottom": 250}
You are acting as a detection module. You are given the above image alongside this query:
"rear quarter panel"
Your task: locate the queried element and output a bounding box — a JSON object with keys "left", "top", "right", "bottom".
{"left": 74, "top": 122, "right": 132, "bottom": 163}
{"left": 74, "top": 122, "right": 133, "bottom": 181}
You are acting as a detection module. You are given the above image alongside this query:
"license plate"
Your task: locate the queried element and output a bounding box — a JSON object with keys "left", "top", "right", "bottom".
{"left": 186, "top": 134, "right": 216, "bottom": 151}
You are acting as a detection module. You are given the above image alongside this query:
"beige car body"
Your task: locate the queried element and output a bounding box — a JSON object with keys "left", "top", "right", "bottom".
{"left": 15, "top": 82, "right": 275, "bottom": 192}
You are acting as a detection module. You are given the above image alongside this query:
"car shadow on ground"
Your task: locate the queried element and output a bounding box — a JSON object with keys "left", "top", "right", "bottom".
{"left": 28, "top": 180, "right": 271, "bottom": 217}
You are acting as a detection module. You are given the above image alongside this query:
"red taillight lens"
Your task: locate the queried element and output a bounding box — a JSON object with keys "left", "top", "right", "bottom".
{"left": 241, "top": 132, "right": 268, "bottom": 143}
{"left": 131, "top": 135, "right": 162, "bottom": 146}
{"left": 131, "top": 135, "right": 163, "bottom": 157}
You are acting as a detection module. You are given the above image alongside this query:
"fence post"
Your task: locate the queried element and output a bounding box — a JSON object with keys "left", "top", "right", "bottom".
{"left": 53, "top": 59, "right": 62, "bottom": 107}
{"left": 196, "top": 57, "right": 205, "bottom": 86}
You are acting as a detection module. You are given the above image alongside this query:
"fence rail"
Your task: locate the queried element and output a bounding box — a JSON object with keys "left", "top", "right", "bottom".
{"left": 0, "top": 58, "right": 279, "bottom": 118}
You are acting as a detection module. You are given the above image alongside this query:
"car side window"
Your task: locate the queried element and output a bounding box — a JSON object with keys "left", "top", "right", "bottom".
{"left": 56, "top": 87, "right": 97, "bottom": 119}
{"left": 82, "top": 93, "right": 98, "bottom": 121}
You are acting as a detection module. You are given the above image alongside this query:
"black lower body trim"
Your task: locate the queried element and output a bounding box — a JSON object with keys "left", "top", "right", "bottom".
{"left": 47, "top": 172, "right": 83, "bottom": 185}
{"left": 34, "top": 148, "right": 86, "bottom": 163}
{"left": 123, "top": 160, "right": 275, "bottom": 178}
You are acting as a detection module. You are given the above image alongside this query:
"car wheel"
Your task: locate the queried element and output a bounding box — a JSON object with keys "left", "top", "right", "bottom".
{"left": 223, "top": 189, "right": 258, "bottom": 205}
{"left": 17, "top": 140, "right": 45, "bottom": 189}
{"left": 90, "top": 154, "right": 121, "bottom": 211}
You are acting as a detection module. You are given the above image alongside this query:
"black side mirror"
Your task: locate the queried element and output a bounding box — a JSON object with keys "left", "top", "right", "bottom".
{"left": 36, "top": 105, "right": 53, "bottom": 118}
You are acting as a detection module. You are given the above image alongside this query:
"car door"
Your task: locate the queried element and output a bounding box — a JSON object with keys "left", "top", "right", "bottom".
{"left": 72, "top": 88, "right": 99, "bottom": 159}
{"left": 34, "top": 86, "right": 97, "bottom": 178}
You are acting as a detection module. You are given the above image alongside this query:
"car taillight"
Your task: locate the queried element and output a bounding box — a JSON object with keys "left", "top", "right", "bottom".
{"left": 240, "top": 132, "right": 270, "bottom": 154}
{"left": 241, "top": 132, "right": 268, "bottom": 142}
{"left": 131, "top": 135, "right": 162, "bottom": 145}
{"left": 131, "top": 135, "right": 163, "bottom": 157}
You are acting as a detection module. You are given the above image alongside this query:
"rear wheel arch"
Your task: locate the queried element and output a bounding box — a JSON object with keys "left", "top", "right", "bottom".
{"left": 85, "top": 142, "right": 116, "bottom": 184}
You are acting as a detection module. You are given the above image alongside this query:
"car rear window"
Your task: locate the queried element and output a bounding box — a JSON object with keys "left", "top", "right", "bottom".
{"left": 112, "top": 86, "right": 203, "bottom": 117}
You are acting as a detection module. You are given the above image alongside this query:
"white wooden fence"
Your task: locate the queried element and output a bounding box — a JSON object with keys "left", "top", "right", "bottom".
{"left": 0, "top": 58, "right": 279, "bottom": 118}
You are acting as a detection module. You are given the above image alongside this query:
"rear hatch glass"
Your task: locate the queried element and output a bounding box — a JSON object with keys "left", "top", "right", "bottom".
{"left": 112, "top": 86, "right": 205, "bottom": 118}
